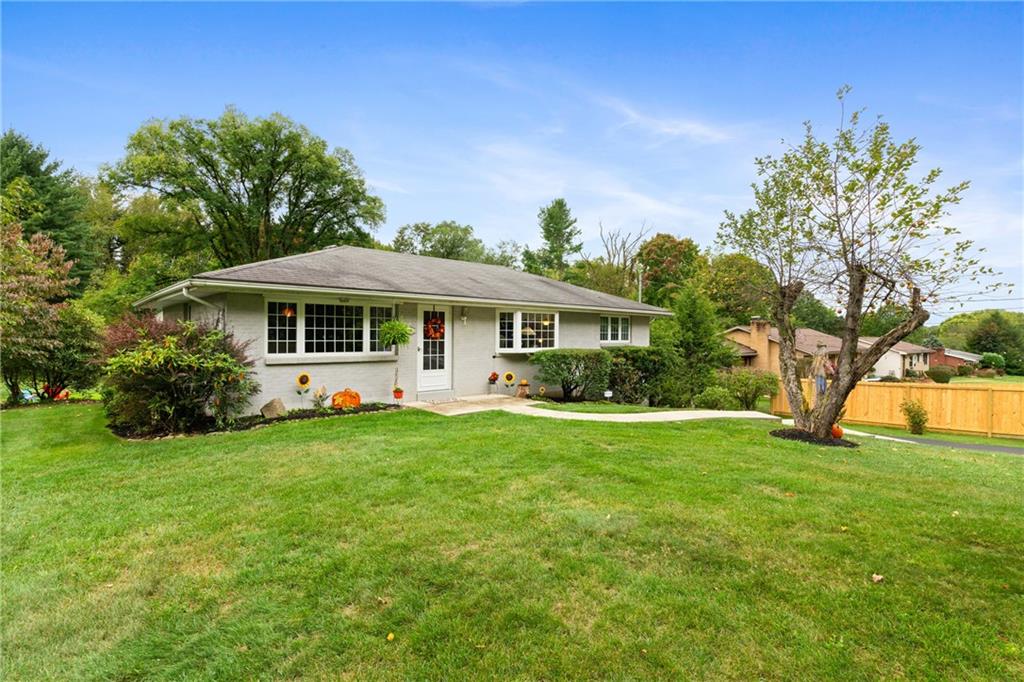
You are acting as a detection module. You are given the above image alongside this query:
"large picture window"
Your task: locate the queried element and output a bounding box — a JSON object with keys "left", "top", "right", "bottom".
{"left": 495, "top": 310, "right": 558, "bottom": 352}
{"left": 600, "top": 315, "right": 631, "bottom": 343}
{"left": 266, "top": 300, "right": 395, "bottom": 356}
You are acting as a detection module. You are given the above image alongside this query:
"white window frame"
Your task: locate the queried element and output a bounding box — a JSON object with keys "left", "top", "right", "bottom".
{"left": 600, "top": 315, "right": 632, "bottom": 344}
{"left": 494, "top": 309, "right": 560, "bottom": 353}
{"left": 264, "top": 297, "right": 398, "bottom": 360}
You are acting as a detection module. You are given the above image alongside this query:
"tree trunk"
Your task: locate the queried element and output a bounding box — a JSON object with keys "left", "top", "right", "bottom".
{"left": 772, "top": 282, "right": 810, "bottom": 429}
{"left": 807, "top": 282, "right": 930, "bottom": 439}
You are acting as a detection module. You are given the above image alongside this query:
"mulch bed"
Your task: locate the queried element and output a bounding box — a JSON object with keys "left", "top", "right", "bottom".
{"left": 113, "top": 402, "right": 401, "bottom": 439}
{"left": 770, "top": 428, "right": 860, "bottom": 448}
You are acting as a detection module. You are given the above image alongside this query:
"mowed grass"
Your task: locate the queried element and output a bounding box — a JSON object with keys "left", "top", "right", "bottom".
{"left": 952, "top": 374, "right": 1024, "bottom": 384}
{"left": 845, "top": 423, "right": 1024, "bottom": 450}
{"left": 3, "top": 405, "right": 1023, "bottom": 680}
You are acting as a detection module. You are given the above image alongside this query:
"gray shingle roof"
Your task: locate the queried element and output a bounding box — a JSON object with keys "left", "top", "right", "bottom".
{"left": 192, "top": 246, "right": 668, "bottom": 315}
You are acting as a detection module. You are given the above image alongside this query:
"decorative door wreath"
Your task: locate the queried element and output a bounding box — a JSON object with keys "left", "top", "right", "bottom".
{"left": 423, "top": 316, "right": 445, "bottom": 340}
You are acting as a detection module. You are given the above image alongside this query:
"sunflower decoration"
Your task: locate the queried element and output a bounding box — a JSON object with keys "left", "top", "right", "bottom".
{"left": 538, "top": 385, "right": 546, "bottom": 396}
{"left": 502, "top": 371, "right": 516, "bottom": 387}
{"left": 296, "top": 372, "right": 312, "bottom": 391}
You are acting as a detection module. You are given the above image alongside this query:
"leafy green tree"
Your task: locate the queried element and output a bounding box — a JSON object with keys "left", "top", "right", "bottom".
{"left": 718, "top": 88, "right": 996, "bottom": 439}
{"left": 391, "top": 221, "right": 520, "bottom": 266}
{"left": 934, "top": 309, "right": 1024, "bottom": 350}
{"left": 32, "top": 301, "right": 104, "bottom": 398}
{"left": 563, "top": 257, "right": 636, "bottom": 299}
{"left": 0, "top": 223, "right": 76, "bottom": 402}
{"left": 791, "top": 292, "right": 843, "bottom": 335}
{"left": 523, "top": 198, "right": 581, "bottom": 278}
{"left": 665, "top": 283, "right": 737, "bottom": 404}
{"left": 636, "top": 234, "right": 706, "bottom": 306}
{"left": 860, "top": 303, "right": 913, "bottom": 337}
{"left": 703, "top": 253, "right": 774, "bottom": 327}
{"left": 82, "top": 251, "right": 215, "bottom": 323}
{"left": 967, "top": 310, "right": 1024, "bottom": 369}
{"left": 0, "top": 131, "right": 94, "bottom": 288}
{"left": 106, "top": 108, "right": 384, "bottom": 267}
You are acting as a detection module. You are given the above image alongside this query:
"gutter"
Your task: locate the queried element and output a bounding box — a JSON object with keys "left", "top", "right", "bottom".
{"left": 181, "top": 286, "right": 224, "bottom": 329}
{"left": 135, "top": 278, "right": 673, "bottom": 317}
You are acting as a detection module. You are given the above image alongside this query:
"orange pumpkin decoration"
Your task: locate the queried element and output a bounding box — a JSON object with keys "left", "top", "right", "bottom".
{"left": 332, "top": 388, "right": 362, "bottom": 410}
{"left": 831, "top": 424, "right": 844, "bottom": 439}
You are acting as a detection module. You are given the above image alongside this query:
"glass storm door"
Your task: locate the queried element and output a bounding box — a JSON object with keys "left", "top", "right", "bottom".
{"left": 417, "top": 305, "right": 452, "bottom": 392}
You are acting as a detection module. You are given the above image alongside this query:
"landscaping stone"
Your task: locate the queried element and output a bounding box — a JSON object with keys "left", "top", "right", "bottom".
{"left": 260, "top": 398, "right": 287, "bottom": 419}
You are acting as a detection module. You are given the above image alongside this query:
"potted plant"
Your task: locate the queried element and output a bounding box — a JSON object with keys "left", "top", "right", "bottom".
{"left": 378, "top": 319, "right": 414, "bottom": 402}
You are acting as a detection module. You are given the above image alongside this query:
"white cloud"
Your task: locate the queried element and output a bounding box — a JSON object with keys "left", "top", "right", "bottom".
{"left": 594, "top": 95, "right": 734, "bottom": 144}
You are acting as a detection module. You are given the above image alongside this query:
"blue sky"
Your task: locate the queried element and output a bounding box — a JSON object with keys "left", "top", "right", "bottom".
{"left": 3, "top": 2, "right": 1021, "bottom": 318}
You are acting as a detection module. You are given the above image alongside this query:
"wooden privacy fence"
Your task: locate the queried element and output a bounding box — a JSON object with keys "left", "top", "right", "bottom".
{"left": 770, "top": 379, "right": 1024, "bottom": 438}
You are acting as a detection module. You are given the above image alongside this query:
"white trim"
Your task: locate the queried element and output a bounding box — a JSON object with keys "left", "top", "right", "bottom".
{"left": 417, "top": 304, "right": 453, "bottom": 392}
{"left": 134, "top": 278, "right": 672, "bottom": 317}
{"left": 494, "top": 308, "right": 559, "bottom": 354}
{"left": 263, "top": 296, "right": 398, "bottom": 359}
{"left": 599, "top": 315, "right": 632, "bottom": 344}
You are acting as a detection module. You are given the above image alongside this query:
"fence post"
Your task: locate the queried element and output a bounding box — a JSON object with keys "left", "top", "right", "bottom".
{"left": 987, "top": 388, "right": 994, "bottom": 437}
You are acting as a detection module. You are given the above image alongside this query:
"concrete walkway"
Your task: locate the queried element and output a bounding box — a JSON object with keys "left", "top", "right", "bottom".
{"left": 407, "top": 394, "right": 779, "bottom": 423}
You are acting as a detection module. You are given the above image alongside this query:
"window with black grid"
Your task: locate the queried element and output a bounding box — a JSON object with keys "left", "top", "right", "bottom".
{"left": 304, "top": 304, "right": 363, "bottom": 353}
{"left": 369, "top": 306, "right": 394, "bottom": 352}
{"left": 520, "top": 312, "right": 555, "bottom": 349}
{"left": 422, "top": 309, "right": 446, "bottom": 370}
{"left": 498, "top": 312, "right": 515, "bottom": 349}
{"left": 267, "top": 302, "right": 297, "bottom": 353}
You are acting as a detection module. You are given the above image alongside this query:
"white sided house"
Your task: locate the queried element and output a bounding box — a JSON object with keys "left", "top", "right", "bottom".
{"left": 136, "top": 246, "right": 670, "bottom": 412}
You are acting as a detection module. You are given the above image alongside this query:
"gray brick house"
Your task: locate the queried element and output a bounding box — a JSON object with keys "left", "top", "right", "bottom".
{"left": 136, "top": 246, "right": 669, "bottom": 412}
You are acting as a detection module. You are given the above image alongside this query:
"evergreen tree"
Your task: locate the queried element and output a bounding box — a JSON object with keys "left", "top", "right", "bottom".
{"left": 523, "top": 198, "right": 581, "bottom": 278}
{"left": 0, "top": 130, "right": 93, "bottom": 289}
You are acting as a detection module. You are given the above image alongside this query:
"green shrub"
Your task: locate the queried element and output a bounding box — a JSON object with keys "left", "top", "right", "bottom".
{"left": 980, "top": 352, "right": 1006, "bottom": 370}
{"left": 956, "top": 364, "right": 974, "bottom": 377}
{"left": 718, "top": 368, "right": 779, "bottom": 410}
{"left": 103, "top": 320, "right": 259, "bottom": 436}
{"left": 900, "top": 399, "right": 928, "bottom": 435}
{"left": 529, "top": 349, "right": 611, "bottom": 402}
{"left": 607, "top": 346, "right": 675, "bottom": 404}
{"left": 878, "top": 375, "right": 901, "bottom": 383}
{"left": 904, "top": 369, "right": 922, "bottom": 379}
{"left": 32, "top": 301, "right": 104, "bottom": 399}
{"left": 692, "top": 386, "right": 740, "bottom": 410}
{"left": 925, "top": 366, "right": 954, "bottom": 384}
{"left": 976, "top": 368, "right": 997, "bottom": 378}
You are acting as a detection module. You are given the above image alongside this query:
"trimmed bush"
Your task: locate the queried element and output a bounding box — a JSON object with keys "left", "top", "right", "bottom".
{"left": 980, "top": 352, "right": 1006, "bottom": 370}
{"left": 718, "top": 368, "right": 779, "bottom": 410}
{"left": 607, "top": 346, "right": 675, "bottom": 405}
{"left": 878, "top": 375, "right": 901, "bottom": 383}
{"left": 529, "top": 349, "right": 611, "bottom": 402}
{"left": 925, "top": 366, "right": 955, "bottom": 384}
{"left": 102, "top": 318, "right": 259, "bottom": 436}
{"left": 976, "top": 368, "right": 997, "bottom": 378}
{"left": 692, "top": 386, "right": 740, "bottom": 410}
{"left": 900, "top": 399, "right": 928, "bottom": 435}
{"left": 956, "top": 364, "right": 974, "bottom": 377}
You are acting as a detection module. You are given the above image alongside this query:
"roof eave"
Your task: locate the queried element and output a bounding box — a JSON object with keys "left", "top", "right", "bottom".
{"left": 140, "top": 278, "right": 673, "bottom": 317}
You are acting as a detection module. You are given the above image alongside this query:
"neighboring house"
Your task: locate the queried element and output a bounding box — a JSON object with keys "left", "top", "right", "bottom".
{"left": 725, "top": 317, "right": 932, "bottom": 379}
{"left": 929, "top": 346, "right": 982, "bottom": 369}
{"left": 135, "top": 246, "right": 670, "bottom": 411}
{"left": 859, "top": 337, "right": 933, "bottom": 376}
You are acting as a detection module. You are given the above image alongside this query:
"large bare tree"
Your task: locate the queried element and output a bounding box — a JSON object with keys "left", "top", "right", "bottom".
{"left": 718, "top": 88, "right": 999, "bottom": 439}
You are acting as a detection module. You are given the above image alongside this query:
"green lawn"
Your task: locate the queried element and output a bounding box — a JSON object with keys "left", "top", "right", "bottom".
{"left": 952, "top": 374, "right": 1024, "bottom": 384}
{"left": 844, "top": 422, "right": 1024, "bottom": 450}
{"left": 530, "top": 400, "right": 673, "bottom": 414}
{"left": 3, "top": 404, "right": 1022, "bottom": 679}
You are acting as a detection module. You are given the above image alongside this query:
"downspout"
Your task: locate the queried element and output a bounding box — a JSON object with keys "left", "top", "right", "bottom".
{"left": 182, "top": 286, "right": 224, "bottom": 330}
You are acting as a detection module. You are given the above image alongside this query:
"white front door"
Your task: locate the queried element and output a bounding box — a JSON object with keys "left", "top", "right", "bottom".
{"left": 417, "top": 305, "right": 452, "bottom": 392}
